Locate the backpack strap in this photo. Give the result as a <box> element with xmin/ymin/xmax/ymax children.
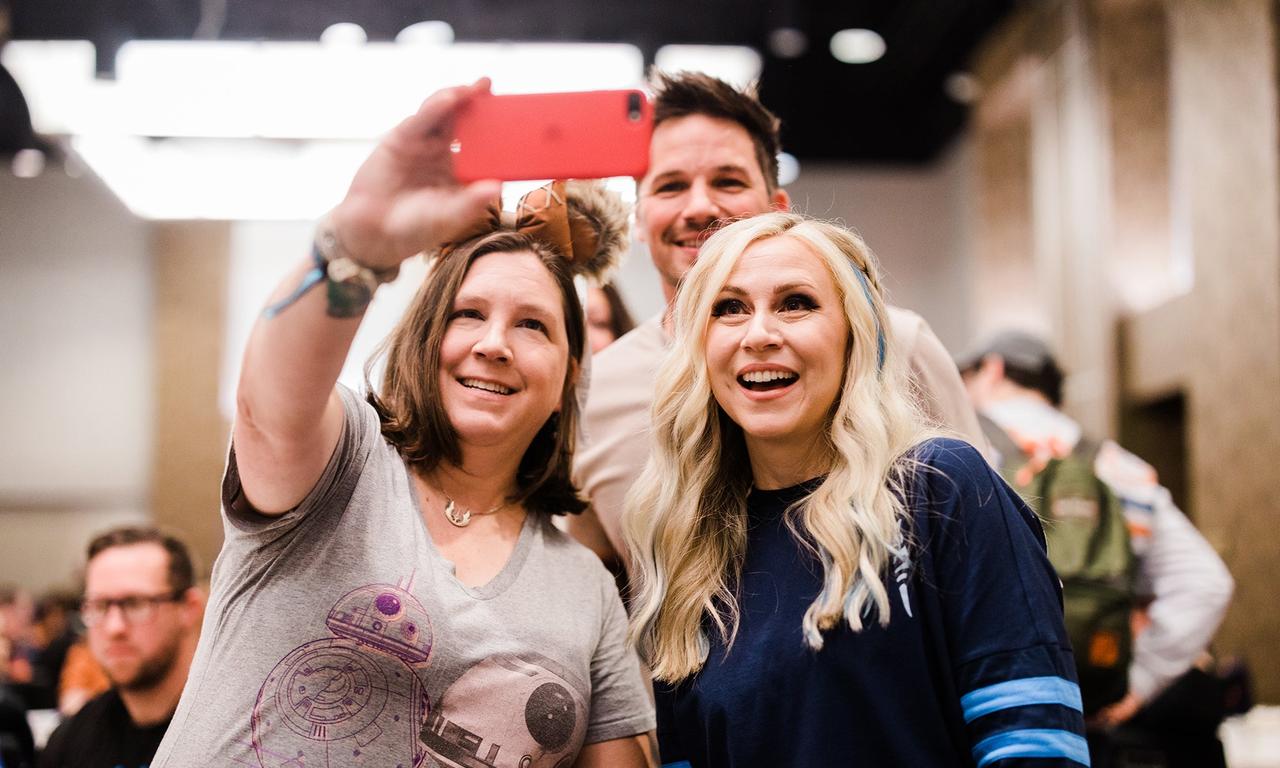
<box><xmin>1072</xmin><ymin>437</ymin><xmax>1102</xmax><ymax>468</ymax></box>
<box><xmin>977</xmin><ymin>413</ymin><xmax>1024</xmax><ymax>469</ymax></box>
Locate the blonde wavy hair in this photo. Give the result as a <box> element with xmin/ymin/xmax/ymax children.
<box><xmin>625</xmin><ymin>212</ymin><xmax>939</xmax><ymax>683</ymax></box>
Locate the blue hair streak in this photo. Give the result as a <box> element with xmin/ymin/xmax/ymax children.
<box><xmin>852</xmin><ymin>266</ymin><xmax>886</xmax><ymax>372</ymax></box>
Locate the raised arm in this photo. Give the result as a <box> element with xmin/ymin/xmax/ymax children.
<box><xmin>234</xmin><ymin>80</ymin><xmax>500</xmax><ymax>515</ymax></box>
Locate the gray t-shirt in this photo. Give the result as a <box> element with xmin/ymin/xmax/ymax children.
<box><xmin>153</xmin><ymin>386</ymin><xmax>653</xmax><ymax>768</ymax></box>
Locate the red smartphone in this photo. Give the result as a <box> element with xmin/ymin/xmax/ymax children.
<box><xmin>451</xmin><ymin>89</ymin><xmax>653</xmax><ymax>182</ymax></box>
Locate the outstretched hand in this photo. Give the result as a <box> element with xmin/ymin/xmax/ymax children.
<box><xmin>328</xmin><ymin>79</ymin><xmax>502</xmax><ymax>270</ymax></box>
<box><xmin>1089</xmin><ymin>692</ymin><xmax>1144</xmax><ymax>728</ymax></box>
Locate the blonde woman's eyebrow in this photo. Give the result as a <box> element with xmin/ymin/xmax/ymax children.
<box><xmin>772</xmin><ymin>281</ymin><xmax>818</xmax><ymax>295</ymax></box>
<box><xmin>717</xmin><ymin>280</ymin><xmax>817</xmax><ymax>297</ymax></box>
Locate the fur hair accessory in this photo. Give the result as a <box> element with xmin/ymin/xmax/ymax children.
<box><xmin>438</xmin><ymin>180</ymin><xmax>628</xmax><ymax>282</ymax></box>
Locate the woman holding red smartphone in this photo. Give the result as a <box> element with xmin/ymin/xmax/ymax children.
<box><xmin>149</xmin><ymin>80</ymin><xmax>655</xmax><ymax>768</ymax></box>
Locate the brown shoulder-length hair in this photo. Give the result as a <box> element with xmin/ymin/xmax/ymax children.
<box><xmin>367</xmin><ymin>230</ymin><xmax>588</xmax><ymax>516</ymax></box>
<box><xmin>598</xmin><ymin>281</ymin><xmax>636</xmax><ymax>342</ymax></box>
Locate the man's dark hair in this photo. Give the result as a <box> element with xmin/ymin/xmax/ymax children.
<box><xmin>1003</xmin><ymin>360</ymin><xmax>1064</xmax><ymax>407</ymax></box>
<box><xmin>86</xmin><ymin>526</ymin><xmax>196</xmax><ymax>595</ymax></box>
<box><xmin>958</xmin><ymin>331</ymin><xmax>1066</xmax><ymax>406</ymax></box>
<box><xmin>650</xmin><ymin>70</ymin><xmax>782</xmax><ymax>191</ymax></box>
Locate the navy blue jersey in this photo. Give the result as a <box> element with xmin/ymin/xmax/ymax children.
<box><xmin>656</xmin><ymin>438</ymin><xmax>1089</xmax><ymax>768</ymax></box>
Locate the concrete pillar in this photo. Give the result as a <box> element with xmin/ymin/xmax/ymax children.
<box><xmin>151</xmin><ymin>221</ymin><xmax>232</xmax><ymax>580</ymax></box>
<box><xmin>972</xmin><ymin>112</ymin><xmax>1039</xmax><ymax>337</ymax></box>
<box><xmin>1167</xmin><ymin>0</ymin><xmax>1280</xmax><ymax>701</ymax></box>
<box><xmin>1096</xmin><ymin>0</ymin><xmax>1180</xmax><ymax>314</ymax></box>
<box><xmin>1037</xmin><ymin>4</ymin><xmax>1117</xmax><ymax>439</ymax></box>
<box><xmin>970</xmin><ymin>2</ymin><xmax>1118</xmax><ymax>438</ymax></box>
<box><xmin>970</xmin><ymin>16</ymin><xmax>1045</xmax><ymax>341</ymax></box>
<box><xmin>972</xmin><ymin>0</ymin><xmax>1280</xmax><ymax>701</ymax></box>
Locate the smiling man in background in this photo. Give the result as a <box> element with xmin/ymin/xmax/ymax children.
<box><xmin>570</xmin><ymin>71</ymin><xmax>990</xmax><ymax>576</ymax></box>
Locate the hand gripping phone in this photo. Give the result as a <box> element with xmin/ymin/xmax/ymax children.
<box><xmin>452</xmin><ymin>89</ymin><xmax>653</xmax><ymax>182</ymax></box>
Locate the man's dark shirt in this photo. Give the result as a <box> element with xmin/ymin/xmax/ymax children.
<box><xmin>1</xmin><ymin>685</ymin><xmax>36</xmax><ymax>768</ymax></box>
<box><xmin>39</xmin><ymin>689</ymin><xmax>170</xmax><ymax>768</ymax></box>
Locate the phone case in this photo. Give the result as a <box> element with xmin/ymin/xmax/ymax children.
<box><xmin>452</xmin><ymin>90</ymin><xmax>653</xmax><ymax>182</ymax></box>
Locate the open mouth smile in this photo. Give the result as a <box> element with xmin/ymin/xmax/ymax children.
<box><xmin>459</xmin><ymin>378</ymin><xmax>515</xmax><ymax>395</ymax></box>
<box><xmin>738</xmin><ymin>369</ymin><xmax>799</xmax><ymax>391</ymax></box>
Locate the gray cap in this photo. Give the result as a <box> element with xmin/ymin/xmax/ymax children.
<box><xmin>956</xmin><ymin>330</ymin><xmax>1065</xmax><ymax>403</ymax></box>
<box><xmin>957</xmin><ymin>330</ymin><xmax>1056</xmax><ymax>372</ymax></box>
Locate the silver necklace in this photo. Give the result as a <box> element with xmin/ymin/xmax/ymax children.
<box><xmin>441</xmin><ymin>497</ymin><xmax>506</xmax><ymax>527</ymax></box>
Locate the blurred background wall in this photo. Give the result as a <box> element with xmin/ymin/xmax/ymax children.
<box><xmin>965</xmin><ymin>0</ymin><xmax>1280</xmax><ymax>702</ymax></box>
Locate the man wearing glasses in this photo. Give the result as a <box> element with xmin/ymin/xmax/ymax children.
<box><xmin>39</xmin><ymin>527</ymin><xmax>203</xmax><ymax>768</ymax></box>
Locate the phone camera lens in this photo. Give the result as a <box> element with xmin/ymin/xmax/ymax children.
<box><xmin>627</xmin><ymin>92</ymin><xmax>642</xmax><ymax>122</ymax></box>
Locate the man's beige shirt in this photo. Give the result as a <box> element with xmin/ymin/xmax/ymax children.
<box><xmin>573</xmin><ymin>306</ymin><xmax>992</xmax><ymax>572</ymax></box>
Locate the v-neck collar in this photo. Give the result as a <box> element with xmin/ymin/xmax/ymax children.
<box><xmin>402</xmin><ymin>460</ymin><xmax>539</xmax><ymax>600</ymax></box>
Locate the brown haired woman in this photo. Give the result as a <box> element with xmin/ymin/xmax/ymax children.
<box><xmin>586</xmin><ymin>282</ymin><xmax>637</xmax><ymax>353</ymax></box>
<box><xmin>150</xmin><ymin>80</ymin><xmax>655</xmax><ymax>768</ymax></box>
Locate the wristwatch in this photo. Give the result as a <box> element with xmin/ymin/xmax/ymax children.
<box><xmin>315</xmin><ymin>225</ymin><xmax>400</xmax><ymax>318</ymax></box>
<box><xmin>260</xmin><ymin>219</ymin><xmax>403</xmax><ymax>320</ymax></box>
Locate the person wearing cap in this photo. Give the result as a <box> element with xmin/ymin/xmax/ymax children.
<box><xmin>960</xmin><ymin>331</ymin><xmax>1234</xmax><ymax>738</ymax></box>
<box><xmin>147</xmin><ymin>81</ymin><xmax>654</xmax><ymax>768</ymax></box>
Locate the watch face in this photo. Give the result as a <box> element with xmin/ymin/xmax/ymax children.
<box><xmin>327</xmin><ymin>256</ymin><xmax>365</xmax><ymax>284</ymax></box>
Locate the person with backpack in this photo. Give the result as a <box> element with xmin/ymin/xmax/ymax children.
<box><xmin>960</xmin><ymin>330</ymin><xmax>1235</xmax><ymax>767</ymax></box>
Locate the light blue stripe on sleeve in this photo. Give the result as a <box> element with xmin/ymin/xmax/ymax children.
<box><xmin>961</xmin><ymin>676</ymin><xmax>1083</xmax><ymax>722</ymax></box>
<box><xmin>662</xmin><ymin>762</ymin><xmax>693</xmax><ymax>768</ymax></box>
<box><xmin>973</xmin><ymin>728</ymin><xmax>1091</xmax><ymax>767</ymax></box>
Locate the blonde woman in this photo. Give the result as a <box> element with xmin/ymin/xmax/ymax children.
<box><xmin>626</xmin><ymin>213</ymin><xmax>1090</xmax><ymax>768</ymax></box>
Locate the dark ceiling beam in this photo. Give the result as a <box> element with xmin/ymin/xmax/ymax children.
<box><xmin>6</xmin><ymin>0</ymin><xmax>1017</xmax><ymax>163</ymax></box>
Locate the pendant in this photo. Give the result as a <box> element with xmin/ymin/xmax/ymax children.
<box><xmin>443</xmin><ymin>499</ymin><xmax>472</xmax><ymax>527</ymax></box>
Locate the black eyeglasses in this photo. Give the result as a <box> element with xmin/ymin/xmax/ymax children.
<box><xmin>81</xmin><ymin>591</ymin><xmax>183</xmax><ymax>626</ymax></box>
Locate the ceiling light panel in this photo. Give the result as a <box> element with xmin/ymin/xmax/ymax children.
<box><xmin>829</xmin><ymin>28</ymin><xmax>886</xmax><ymax>64</ymax></box>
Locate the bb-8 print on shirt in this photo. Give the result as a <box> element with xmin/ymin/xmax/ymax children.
<box><xmin>252</xmin><ymin>580</ymin><xmax>433</xmax><ymax>767</ymax></box>
<box><xmin>420</xmin><ymin>652</ymin><xmax>588</xmax><ymax>768</ymax></box>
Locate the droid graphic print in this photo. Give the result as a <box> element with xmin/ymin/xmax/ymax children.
<box><xmin>421</xmin><ymin>653</ymin><xmax>589</xmax><ymax>768</ymax></box>
<box><xmin>252</xmin><ymin>580</ymin><xmax>434</xmax><ymax>767</ymax></box>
